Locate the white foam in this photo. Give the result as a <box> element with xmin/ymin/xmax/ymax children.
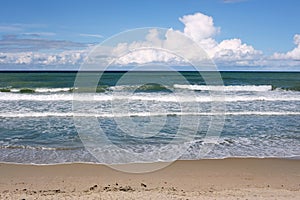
<box><xmin>1</xmin><ymin>111</ymin><xmax>300</xmax><ymax>118</ymax></box>
<box><xmin>7</xmin><ymin>87</ymin><xmax>72</xmax><ymax>93</ymax></box>
<box><xmin>174</xmin><ymin>84</ymin><xmax>273</xmax><ymax>91</ymax></box>
<box><xmin>1</xmin><ymin>92</ymin><xmax>299</xmax><ymax>102</ymax></box>
<box><xmin>0</xmin><ymin>93</ymin><xmax>74</xmax><ymax>101</ymax></box>
<box><xmin>35</xmin><ymin>88</ymin><xmax>72</xmax><ymax>93</ymax></box>
<box><xmin>6</xmin><ymin>85</ymin><xmax>274</xmax><ymax>93</ymax></box>
<box><xmin>10</xmin><ymin>89</ymin><xmax>20</xmax><ymax>92</ymax></box>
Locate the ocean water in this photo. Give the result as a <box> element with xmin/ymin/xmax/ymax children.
<box><xmin>0</xmin><ymin>71</ymin><xmax>299</xmax><ymax>164</ymax></box>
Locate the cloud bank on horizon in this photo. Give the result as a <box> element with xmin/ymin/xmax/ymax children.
<box><xmin>0</xmin><ymin>12</ymin><xmax>299</xmax><ymax>70</ymax></box>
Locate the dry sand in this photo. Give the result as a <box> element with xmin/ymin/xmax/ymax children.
<box><xmin>0</xmin><ymin>158</ymin><xmax>299</xmax><ymax>199</ymax></box>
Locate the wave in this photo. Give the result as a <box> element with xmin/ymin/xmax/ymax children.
<box><xmin>1</xmin><ymin>84</ymin><xmax>299</xmax><ymax>94</ymax></box>
<box><xmin>272</xmin><ymin>85</ymin><xmax>300</xmax><ymax>92</ymax></box>
<box><xmin>0</xmin><ymin>86</ymin><xmax>109</xmax><ymax>93</ymax></box>
<box><xmin>111</xmin><ymin>84</ymin><xmax>171</xmax><ymax>92</ymax></box>
<box><xmin>1</xmin><ymin>111</ymin><xmax>300</xmax><ymax>118</ymax></box>
<box><xmin>0</xmin><ymin>93</ymin><xmax>299</xmax><ymax>102</ymax></box>
<box><xmin>0</xmin><ymin>145</ymin><xmax>80</xmax><ymax>151</ymax></box>
<box><xmin>174</xmin><ymin>84</ymin><xmax>273</xmax><ymax>91</ymax></box>
<box><xmin>1</xmin><ymin>87</ymin><xmax>73</xmax><ymax>93</ymax></box>
<box><xmin>35</xmin><ymin>88</ymin><xmax>72</xmax><ymax>93</ymax></box>
<box><xmin>1</xmin><ymin>137</ymin><xmax>299</xmax><ymax>164</ymax></box>
<box><xmin>0</xmin><ymin>84</ymin><xmax>170</xmax><ymax>94</ymax></box>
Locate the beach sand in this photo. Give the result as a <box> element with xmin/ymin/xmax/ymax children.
<box><xmin>0</xmin><ymin>158</ymin><xmax>299</xmax><ymax>199</ymax></box>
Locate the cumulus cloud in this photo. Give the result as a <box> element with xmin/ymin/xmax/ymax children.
<box><xmin>116</xmin><ymin>49</ymin><xmax>182</xmax><ymax>66</ymax></box>
<box><xmin>294</xmin><ymin>34</ymin><xmax>300</xmax><ymax>45</ymax></box>
<box><xmin>212</xmin><ymin>38</ymin><xmax>262</xmax><ymax>62</ymax></box>
<box><xmin>0</xmin><ymin>12</ymin><xmax>263</xmax><ymax>67</ymax></box>
<box><xmin>179</xmin><ymin>13</ymin><xmax>220</xmax><ymax>42</ymax></box>
<box><xmin>0</xmin><ymin>13</ymin><xmax>298</xmax><ymax>69</ymax></box>
<box><xmin>177</xmin><ymin>13</ymin><xmax>262</xmax><ymax>65</ymax></box>
<box><xmin>97</xmin><ymin>28</ymin><xmax>210</xmax><ymax>67</ymax></box>
<box><xmin>97</xmin><ymin>12</ymin><xmax>262</xmax><ymax>67</ymax></box>
<box><xmin>272</xmin><ymin>34</ymin><xmax>300</xmax><ymax>60</ymax></box>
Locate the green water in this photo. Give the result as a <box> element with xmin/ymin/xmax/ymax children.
<box><xmin>0</xmin><ymin>71</ymin><xmax>299</xmax><ymax>91</ymax></box>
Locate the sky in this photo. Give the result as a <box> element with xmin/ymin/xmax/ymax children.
<box><xmin>0</xmin><ymin>0</ymin><xmax>299</xmax><ymax>71</ymax></box>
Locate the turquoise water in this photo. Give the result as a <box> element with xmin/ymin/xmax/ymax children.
<box><xmin>0</xmin><ymin>71</ymin><xmax>299</xmax><ymax>164</ymax></box>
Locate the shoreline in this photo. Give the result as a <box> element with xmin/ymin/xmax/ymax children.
<box><xmin>1</xmin><ymin>155</ymin><xmax>300</xmax><ymax>166</ymax></box>
<box><xmin>1</xmin><ymin>158</ymin><xmax>299</xmax><ymax>199</ymax></box>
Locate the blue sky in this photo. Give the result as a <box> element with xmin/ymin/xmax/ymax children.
<box><xmin>0</xmin><ymin>0</ymin><xmax>299</xmax><ymax>70</ymax></box>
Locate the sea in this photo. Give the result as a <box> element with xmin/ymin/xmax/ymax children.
<box><xmin>0</xmin><ymin>71</ymin><xmax>299</xmax><ymax>164</ymax></box>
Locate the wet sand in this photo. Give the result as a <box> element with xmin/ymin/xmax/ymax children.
<box><xmin>0</xmin><ymin>158</ymin><xmax>299</xmax><ymax>199</ymax></box>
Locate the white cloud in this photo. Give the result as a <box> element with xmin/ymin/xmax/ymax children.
<box><xmin>105</xmin><ymin>12</ymin><xmax>262</xmax><ymax>67</ymax></box>
<box><xmin>294</xmin><ymin>34</ymin><xmax>300</xmax><ymax>45</ymax></box>
<box><xmin>179</xmin><ymin>13</ymin><xmax>220</xmax><ymax>42</ymax></box>
<box><xmin>0</xmin><ymin>13</ymin><xmax>299</xmax><ymax>70</ymax></box>
<box><xmin>116</xmin><ymin>49</ymin><xmax>182</xmax><ymax>66</ymax></box>
<box><xmin>103</xmin><ymin>28</ymin><xmax>208</xmax><ymax>67</ymax></box>
<box><xmin>178</xmin><ymin>13</ymin><xmax>262</xmax><ymax>66</ymax></box>
<box><xmin>272</xmin><ymin>34</ymin><xmax>300</xmax><ymax>60</ymax></box>
<box><xmin>0</xmin><ymin>49</ymin><xmax>88</xmax><ymax>65</ymax></box>
<box><xmin>213</xmin><ymin>38</ymin><xmax>262</xmax><ymax>61</ymax></box>
<box><xmin>0</xmin><ymin>12</ymin><xmax>264</xmax><ymax>67</ymax></box>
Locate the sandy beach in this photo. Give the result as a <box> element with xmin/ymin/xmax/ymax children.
<box><xmin>0</xmin><ymin>158</ymin><xmax>299</xmax><ymax>199</ymax></box>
